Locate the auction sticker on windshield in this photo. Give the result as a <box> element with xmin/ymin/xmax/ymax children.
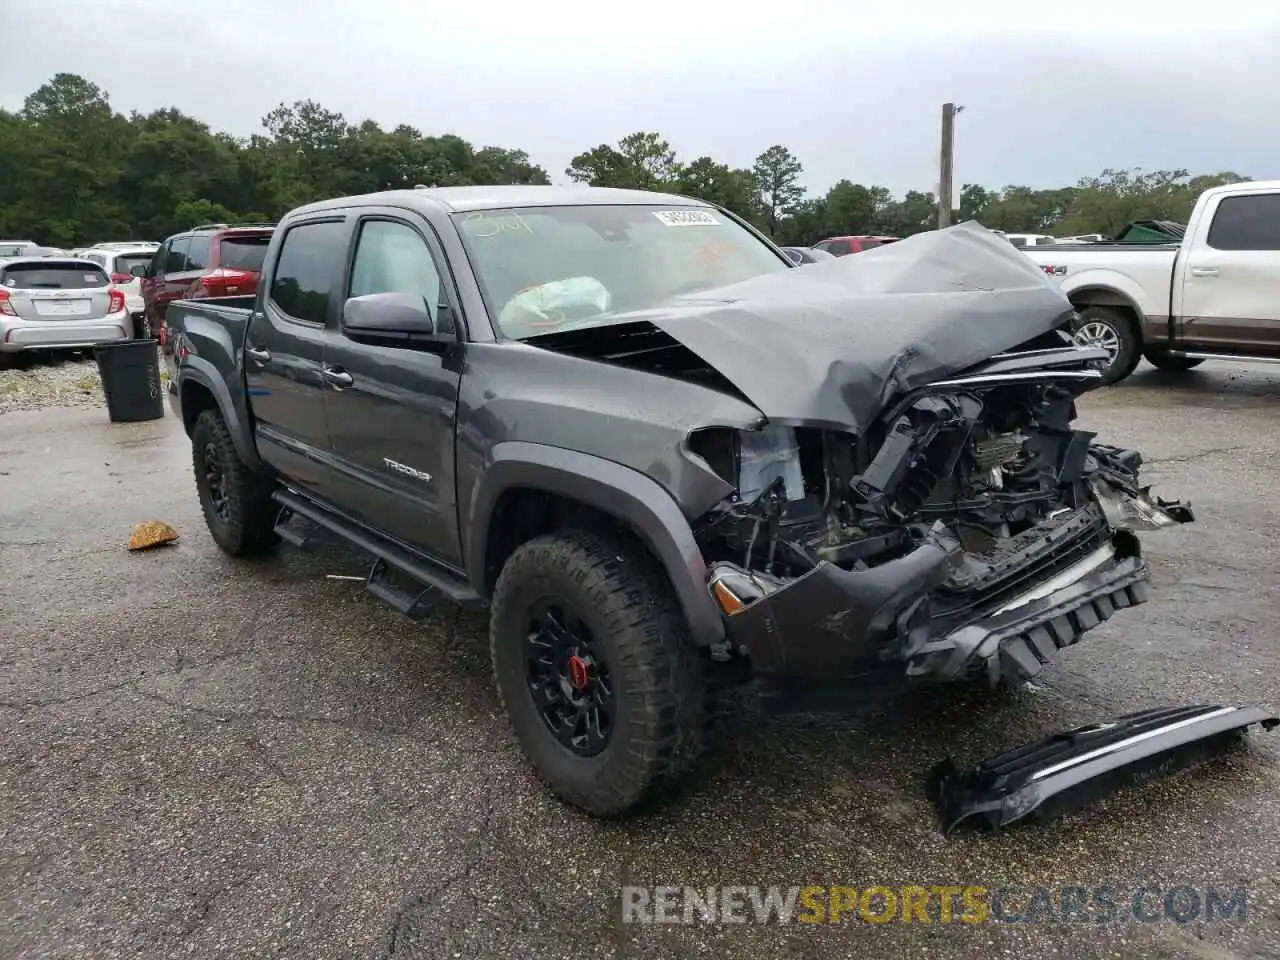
<box><xmin>653</xmin><ymin>210</ymin><xmax>720</xmax><ymax>226</ymax></box>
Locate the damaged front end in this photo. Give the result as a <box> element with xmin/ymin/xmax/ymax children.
<box><xmin>689</xmin><ymin>343</ymin><xmax>1194</xmax><ymax>690</ymax></box>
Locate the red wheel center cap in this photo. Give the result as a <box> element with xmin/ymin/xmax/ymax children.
<box><xmin>567</xmin><ymin>655</ymin><xmax>591</xmax><ymax>691</ymax></box>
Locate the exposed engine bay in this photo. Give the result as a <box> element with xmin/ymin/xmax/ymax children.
<box><xmin>689</xmin><ymin>357</ymin><xmax>1194</xmax><ymax>683</ymax></box>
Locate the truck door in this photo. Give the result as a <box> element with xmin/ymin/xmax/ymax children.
<box><xmin>1176</xmin><ymin>188</ymin><xmax>1280</xmax><ymax>356</ymax></box>
<box><xmin>244</xmin><ymin>216</ymin><xmax>350</xmax><ymax>492</ymax></box>
<box><xmin>320</xmin><ymin>213</ymin><xmax>464</xmax><ymax>565</ymax></box>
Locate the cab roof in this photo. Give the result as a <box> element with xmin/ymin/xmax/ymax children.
<box><xmin>291</xmin><ymin>185</ymin><xmax>714</xmax><ymax>217</ymax></box>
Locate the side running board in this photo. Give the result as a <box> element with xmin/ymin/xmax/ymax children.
<box><xmin>272</xmin><ymin>488</ymin><xmax>484</xmax><ymax>616</ymax></box>
<box><xmin>928</xmin><ymin>704</ymin><xmax>1278</xmax><ymax>834</ymax></box>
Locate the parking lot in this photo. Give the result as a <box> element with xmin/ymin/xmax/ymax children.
<box><xmin>2</xmin><ymin>358</ymin><xmax>1279</xmax><ymax>959</ymax></box>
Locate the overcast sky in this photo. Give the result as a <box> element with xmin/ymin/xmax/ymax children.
<box><xmin>4</xmin><ymin>0</ymin><xmax>1279</xmax><ymax>197</ymax></box>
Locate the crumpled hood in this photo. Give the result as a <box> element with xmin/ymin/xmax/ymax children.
<box><xmin>652</xmin><ymin>222</ymin><xmax>1075</xmax><ymax>432</ymax></box>
<box><xmin>530</xmin><ymin>222</ymin><xmax>1077</xmax><ymax>434</ymax></box>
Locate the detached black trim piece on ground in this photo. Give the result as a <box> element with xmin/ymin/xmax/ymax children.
<box><xmin>928</xmin><ymin>704</ymin><xmax>1279</xmax><ymax>835</ymax></box>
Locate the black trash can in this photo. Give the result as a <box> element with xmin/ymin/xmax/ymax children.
<box><xmin>93</xmin><ymin>339</ymin><xmax>165</xmax><ymax>423</ymax></box>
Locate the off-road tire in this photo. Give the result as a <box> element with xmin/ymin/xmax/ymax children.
<box><xmin>1143</xmin><ymin>348</ymin><xmax>1205</xmax><ymax>372</ymax></box>
<box><xmin>1071</xmin><ymin>306</ymin><xmax>1140</xmax><ymax>385</ymax></box>
<box><xmin>490</xmin><ymin>528</ymin><xmax>711</xmax><ymax>817</ymax></box>
<box><xmin>191</xmin><ymin>409</ymin><xmax>278</xmax><ymax>557</ymax></box>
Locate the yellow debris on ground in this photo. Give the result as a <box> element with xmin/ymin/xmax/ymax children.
<box><xmin>127</xmin><ymin>520</ymin><xmax>180</xmax><ymax>551</ymax></box>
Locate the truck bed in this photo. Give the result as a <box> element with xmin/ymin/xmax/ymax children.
<box><xmin>161</xmin><ymin>296</ymin><xmax>258</xmax><ymax>416</ymax></box>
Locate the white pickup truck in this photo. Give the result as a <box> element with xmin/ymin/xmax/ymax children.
<box><xmin>1022</xmin><ymin>180</ymin><xmax>1280</xmax><ymax>383</ymax></box>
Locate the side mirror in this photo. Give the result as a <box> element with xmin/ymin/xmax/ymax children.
<box><xmin>130</xmin><ymin>264</ymin><xmax>148</xmax><ymax>278</ymax></box>
<box><xmin>783</xmin><ymin>249</ymin><xmax>804</xmax><ymax>264</ymax></box>
<box><xmin>342</xmin><ymin>291</ymin><xmax>442</xmax><ymax>347</ymax></box>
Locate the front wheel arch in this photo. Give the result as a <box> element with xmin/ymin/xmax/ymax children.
<box><xmin>467</xmin><ymin>442</ymin><xmax>726</xmax><ymax>648</ymax></box>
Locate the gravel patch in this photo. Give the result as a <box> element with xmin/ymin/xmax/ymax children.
<box><xmin>0</xmin><ymin>353</ymin><xmax>105</xmax><ymax>414</ymax></box>
<box><xmin>0</xmin><ymin>349</ymin><xmax>170</xmax><ymax>415</ymax></box>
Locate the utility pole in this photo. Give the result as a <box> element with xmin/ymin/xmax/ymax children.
<box><xmin>937</xmin><ymin>102</ymin><xmax>962</xmax><ymax>229</ymax></box>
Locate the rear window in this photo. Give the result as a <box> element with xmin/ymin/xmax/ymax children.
<box><xmin>0</xmin><ymin>244</ymin><xmax>30</xmax><ymax>257</ymax></box>
<box><xmin>1</xmin><ymin>263</ymin><xmax>109</xmax><ymax>289</ymax></box>
<box><xmin>220</xmin><ymin>235</ymin><xmax>271</xmax><ymax>272</ymax></box>
<box><xmin>114</xmin><ymin>253</ymin><xmax>152</xmax><ymax>275</ymax></box>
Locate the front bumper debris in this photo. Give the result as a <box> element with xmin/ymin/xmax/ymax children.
<box><xmin>928</xmin><ymin>705</ymin><xmax>1278</xmax><ymax>834</ymax></box>
<box><xmin>902</xmin><ymin>543</ymin><xmax>1150</xmax><ymax>685</ymax></box>
<box><xmin>708</xmin><ymin>478</ymin><xmax>1193</xmax><ymax>684</ymax></box>
<box><xmin>712</xmin><ymin>534</ymin><xmax>1150</xmax><ymax>684</ymax></box>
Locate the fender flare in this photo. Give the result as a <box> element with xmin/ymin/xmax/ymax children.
<box><xmin>465</xmin><ymin>441</ymin><xmax>726</xmax><ymax>647</ymax></box>
<box><xmin>177</xmin><ymin>359</ymin><xmax>262</xmax><ymax>470</ymax></box>
<box><xmin>1060</xmin><ymin>275</ymin><xmax>1148</xmax><ymax>321</ymax></box>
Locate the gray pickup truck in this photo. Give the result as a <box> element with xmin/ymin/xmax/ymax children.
<box><xmin>163</xmin><ymin>186</ymin><xmax>1192</xmax><ymax>816</ymax></box>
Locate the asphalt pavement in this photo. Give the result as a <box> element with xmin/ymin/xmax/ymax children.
<box><xmin>2</xmin><ymin>360</ymin><xmax>1279</xmax><ymax>959</ymax></box>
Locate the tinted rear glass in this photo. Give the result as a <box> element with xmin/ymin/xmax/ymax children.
<box><xmin>115</xmin><ymin>253</ymin><xmax>152</xmax><ymax>275</ymax></box>
<box><xmin>1</xmin><ymin>263</ymin><xmax>109</xmax><ymax>289</ymax></box>
<box><xmin>220</xmin><ymin>235</ymin><xmax>271</xmax><ymax>272</ymax></box>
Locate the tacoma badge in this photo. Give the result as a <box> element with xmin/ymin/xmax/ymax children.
<box><xmin>383</xmin><ymin>458</ymin><xmax>432</xmax><ymax>483</ymax></box>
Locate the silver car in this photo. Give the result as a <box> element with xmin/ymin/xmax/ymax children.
<box><xmin>0</xmin><ymin>257</ymin><xmax>131</xmax><ymax>367</ymax></box>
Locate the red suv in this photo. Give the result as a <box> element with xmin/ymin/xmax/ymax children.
<box><xmin>142</xmin><ymin>223</ymin><xmax>274</xmax><ymax>337</ymax></box>
<box><xmin>812</xmin><ymin>235</ymin><xmax>901</xmax><ymax>256</ymax></box>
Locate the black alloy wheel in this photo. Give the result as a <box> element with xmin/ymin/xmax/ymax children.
<box><xmin>201</xmin><ymin>439</ymin><xmax>231</xmax><ymax>524</ymax></box>
<box><xmin>524</xmin><ymin>599</ymin><xmax>615</xmax><ymax>757</ymax></box>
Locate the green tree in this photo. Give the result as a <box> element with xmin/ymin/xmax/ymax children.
<box><xmin>617</xmin><ymin>132</ymin><xmax>680</xmax><ymax>186</ymax></box>
<box><xmin>776</xmin><ymin>199</ymin><xmax>828</xmax><ymax>245</ymax></box>
<box><xmin>877</xmin><ymin>190</ymin><xmax>938</xmax><ymax>237</ymax></box>
<box><xmin>676</xmin><ymin>157</ymin><xmax>759</xmax><ymax>218</ymax></box>
<box><xmin>752</xmin><ymin>145</ymin><xmax>805</xmax><ymax>237</ymax></box>
<box><xmin>956</xmin><ymin>183</ymin><xmax>997</xmax><ymax>223</ymax></box>
<box><xmin>566</xmin><ymin>143</ymin><xmax>638</xmax><ymax>187</ymax></box>
<box><xmin>566</xmin><ymin>132</ymin><xmax>680</xmax><ymax>190</ymax></box>
<box><xmin>472</xmin><ymin>147</ymin><xmax>550</xmax><ymax>185</ymax></box>
<box><xmin>14</xmin><ymin>73</ymin><xmax>130</xmax><ymax>244</ymax></box>
<box><xmin>823</xmin><ymin>180</ymin><xmax>891</xmax><ymax>236</ymax></box>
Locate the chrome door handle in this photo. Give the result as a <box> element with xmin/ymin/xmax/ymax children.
<box><xmin>323</xmin><ymin>366</ymin><xmax>354</xmax><ymax>388</ymax></box>
<box><xmin>1189</xmin><ymin>266</ymin><xmax>1219</xmax><ymax>278</ymax></box>
<box><xmin>245</xmin><ymin>345</ymin><xmax>271</xmax><ymax>363</ymax></box>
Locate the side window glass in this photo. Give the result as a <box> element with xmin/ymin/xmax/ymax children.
<box><xmin>827</xmin><ymin>240</ymin><xmax>852</xmax><ymax>256</ymax></box>
<box><xmin>1206</xmin><ymin>195</ymin><xmax>1280</xmax><ymax>251</ymax></box>
<box><xmin>269</xmin><ymin>220</ymin><xmax>349</xmax><ymax>325</ymax></box>
<box><xmin>186</xmin><ymin>235</ymin><xmax>212</xmax><ymax>271</ymax></box>
<box><xmin>349</xmin><ymin>220</ymin><xmax>450</xmax><ymax>333</ymax></box>
<box><xmin>164</xmin><ymin>238</ymin><xmax>190</xmax><ymax>275</ymax></box>
<box><xmin>148</xmin><ymin>244</ymin><xmax>167</xmax><ymax>278</ymax></box>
